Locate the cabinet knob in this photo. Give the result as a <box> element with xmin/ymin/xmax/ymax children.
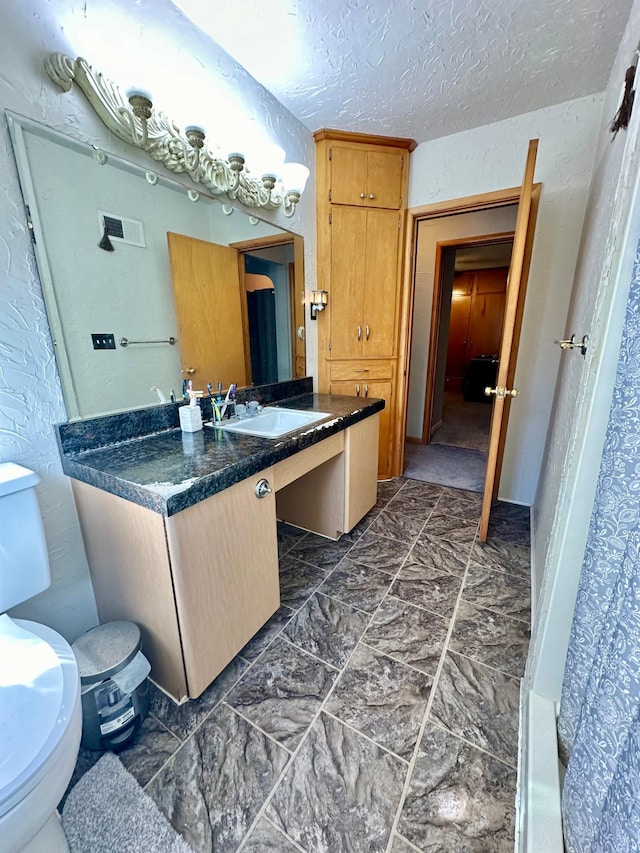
<box><xmin>186</xmin><ymin>367</ymin><xmax>196</xmax><ymax>375</ymax></box>
<box><xmin>369</xmin><ymin>194</ymin><xmax>375</xmax><ymax>200</ymax></box>
<box><xmin>360</xmin><ymin>192</ymin><xmax>366</xmax><ymax>199</ymax></box>
<box><xmin>255</xmin><ymin>478</ymin><xmax>272</xmax><ymax>499</ymax></box>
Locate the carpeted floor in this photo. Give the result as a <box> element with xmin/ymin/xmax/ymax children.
<box><xmin>403</xmin><ymin>442</ymin><xmax>487</xmax><ymax>492</ymax></box>
<box><xmin>431</xmin><ymin>391</ymin><xmax>491</xmax><ymax>452</ymax></box>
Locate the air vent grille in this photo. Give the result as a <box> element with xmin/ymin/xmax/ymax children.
<box><xmin>98</xmin><ymin>211</ymin><xmax>146</xmax><ymax>248</ymax></box>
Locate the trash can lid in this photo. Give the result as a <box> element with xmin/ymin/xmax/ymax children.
<box><xmin>72</xmin><ymin>621</ymin><xmax>142</xmax><ymax>685</ymax></box>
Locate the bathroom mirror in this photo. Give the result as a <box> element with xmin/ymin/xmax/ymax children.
<box><xmin>7</xmin><ymin>112</ymin><xmax>306</xmax><ymax>420</ymax></box>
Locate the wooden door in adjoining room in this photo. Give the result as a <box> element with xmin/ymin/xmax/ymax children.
<box><xmin>167</xmin><ymin>232</ymin><xmax>248</xmax><ymax>391</ymax></box>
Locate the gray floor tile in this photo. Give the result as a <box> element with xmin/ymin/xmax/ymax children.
<box><xmin>277</xmin><ymin>521</ymin><xmax>308</xmax><ymax>557</ymax></box>
<box><xmin>440</xmin><ymin>487</ymin><xmax>484</xmax><ymax>507</ymax></box>
<box><xmin>399</xmin><ymin>480</ymin><xmax>443</xmax><ymax>501</ymax></box>
<box><xmin>390</xmin><ymin>834</ymin><xmax>417</xmax><ymax>852</ymax></box>
<box><xmin>319</xmin><ymin>559</ymin><xmax>392</xmax><ymax>612</ymax></box>
<box><xmin>449</xmin><ymin>601</ymin><xmax>530</xmax><ymax>678</ymax></box>
<box><xmin>488</xmin><ymin>516</ymin><xmax>531</xmax><ymax>547</ymax></box>
<box><xmin>430</xmin><ymin>652</ymin><xmax>520</xmax><ymax>766</ymax></box>
<box><xmin>119</xmin><ymin>715</ymin><xmax>181</xmax><ymax>788</ymax></box>
<box><xmin>409</xmin><ymin>531</ymin><xmax>472</xmax><ymax>576</ymax></box>
<box><xmin>242</xmin><ymin>818</ymin><xmax>300</xmax><ymax>852</ymax></box>
<box><xmin>226</xmin><ymin>638</ymin><xmax>337</xmax><ymax>750</ymax></box>
<box><xmin>429</xmin><ymin>496</ymin><xmax>482</xmax><ymax>522</ymax></box>
<box><xmin>368</xmin><ymin>507</ymin><xmax>427</xmax><ymax>542</ymax></box>
<box><xmin>348</xmin><ymin>531</ymin><xmax>412</xmax><ymax>575</ymax></box>
<box><xmin>491</xmin><ymin>501</ymin><xmax>530</xmax><ymax>526</ymax></box>
<box><xmin>284</xmin><ymin>592</ymin><xmax>371</xmax><ymax>668</ymax></box>
<box><xmin>288</xmin><ymin>533</ymin><xmax>354</xmax><ymax>570</ymax></box>
<box><xmin>267</xmin><ymin>712</ymin><xmax>406</xmax><ymax>853</ymax></box>
<box><xmin>398</xmin><ymin>724</ymin><xmax>516</xmax><ymax>851</ymax></box>
<box><xmin>148</xmin><ymin>656</ymin><xmax>248</xmax><ymax>741</ymax></box>
<box><xmin>363</xmin><ymin>597</ymin><xmax>448</xmax><ymax>676</ymax></box>
<box><xmin>390</xmin><ymin>561</ymin><xmax>462</xmax><ymax>617</ymax></box>
<box><xmin>147</xmin><ymin>704</ymin><xmax>289</xmax><ymax>853</ymax></box>
<box><xmin>377</xmin><ymin>478</ymin><xmax>406</xmax><ymax>502</ymax></box>
<box><xmin>239</xmin><ymin>605</ymin><xmax>295</xmax><ymax>662</ymax></box>
<box><xmin>386</xmin><ymin>492</ymin><xmax>439</xmax><ymax>516</ymax></box>
<box><xmin>469</xmin><ymin>538</ymin><xmax>531</xmax><ymax>577</ymax></box>
<box><xmin>462</xmin><ymin>563</ymin><xmax>531</xmax><ymax>623</ymax></box>
<box><xmin>423</xmin><ymin>513</ymin><xmax>479</xmax><ymax>542</ymax></box>
<box><xmin>326</xmin><ymin>644</ymin><xmax>431</xmax><ymax>760</ymax></box>
<box><xmin>279</xmin><ymin>555</ymin><xmax>329</xmax><ymax>609</ymax></box>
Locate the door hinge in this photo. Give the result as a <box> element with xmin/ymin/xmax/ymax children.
<box><xmin>329</xmin><ymin>189</ymin><xmax>332</xmax><ymax>202</ymax></box>
<box><xmin>25</xmin><ymin>204</ymin><xmax>36</xmax><ymax>244</ymax></box>
<box><xmin>398</xmin><ymin>217</ymin><xmax>401</xmax><ymax>229</ymax></box>
<box><xmin>329</xmin><ymin>212</ymin><xmax>332</xmax><ymax>225</ymax></box>
<box><xmin>328</xmin><ymin>341</ymin><xmax>332</xmax><ymax>351</ymax></box>
<box><xmin>329</xmin><ymin>148</ymin><xmax>332</xmax><ymax>161</ymax></box>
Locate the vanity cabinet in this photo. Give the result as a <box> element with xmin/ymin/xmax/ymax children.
<box><xmin>329</xmin><ymin>372</ymin><xmax>393</xmax><ymax>478</ymax></box>
<box><xmin>71</xmin><ymin>415</ymin><xmax>379</xmax><ymax>702</ymax></box>
<box><xmin>314</xmin><ymin>129</ymin><xmax>415</xmax><ymax>479</ymax></box>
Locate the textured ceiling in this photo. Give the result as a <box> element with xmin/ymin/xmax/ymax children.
<box><xmin>172</xmin><ymin>0</ymin><xmax>633</xmax><ymax>143</ymax></box>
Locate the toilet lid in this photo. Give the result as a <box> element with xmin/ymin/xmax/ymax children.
<box><xmin>0</xmin><ymin>618</ymin><xmax>65</xmax><ymax>797</ymax></box>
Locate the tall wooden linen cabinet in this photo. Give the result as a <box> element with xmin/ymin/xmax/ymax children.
<box><xmin>314</xmin><ymin>129</ymin><xmax>416</xmax><ymax>479</ymax></box>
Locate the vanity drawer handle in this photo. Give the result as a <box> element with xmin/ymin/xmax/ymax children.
<box><xmin>357</xmin><ymin>325</ymin><xmax>362</xmax><ymax>341</ymax></box>
<box><xmin>356</xmin><ymin>385</ymin><xmax>361</xmax><ymax>396</ymax></box>
<box><xmin>355</xmin><ymin>369</ymin><xmax>369</xmax><ymax>373</ymax></box>
<box><xmin>255</xmin><ymin>478</ymin><xmax>272</xmax><ymax>499</ymax></box>
<box><xmin>364</xmin><ymin>385</ymin><xmax>369</xmax><ymax>397</ymax></box>
<box><xmin>365</xmin><ymin>324</ymin><xmax>370</xmax><ymax>340</ymax></box>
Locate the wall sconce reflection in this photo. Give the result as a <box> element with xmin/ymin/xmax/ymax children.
<box><xmin>310</xmin><ymin>290</ymin><xmax>328</xmax><ymax>320</ymax></box>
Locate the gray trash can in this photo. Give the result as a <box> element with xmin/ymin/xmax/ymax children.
<box><xmin>72</xmin><ymin>620</ymin><xmax>150</xmax><ymax>751</ymax></box>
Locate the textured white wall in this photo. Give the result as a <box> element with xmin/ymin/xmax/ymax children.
<box><xmin>406</xmin><ymin>206</ymin><xmax>518</xmax><ymax>439</ymax></box>
<box><xmin>0</xmin><ymin>0</ymin><xmax>316</xmax><ymax>641</ymax></box>
<box><xmin>408</xmin><ymin>94</ymin><xmax>603</xmax><ymax>504</ymax></box>
<box><xmin>528</xmin><ymin>0</ymin><xmax>640</xmax><ymax>700</ymax></box>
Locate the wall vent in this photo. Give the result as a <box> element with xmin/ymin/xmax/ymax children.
<box><xmin>98</xmin><ymin>211</ymin><xmax>146</xmax><ymax>248</ymax></box>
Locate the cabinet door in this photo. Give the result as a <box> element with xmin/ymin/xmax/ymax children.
<box><xmin>330</xmin><ymin>146</ymin><xmax>368</xmax><ymax>206</ymax></box>
<box><xmin>165</xmin><ymin>469</ymin><xmax>279</xmax><ymax>698</ymax></box>
<box><xmin>330</xmin><ymin>379</ymin><xmax>393</xmax><ymax>478</ymax></box>
<box><xmin>365</xmin><ymin>150</ymin><xmax>404</xmax><ymax>209</ymax></box>
<box><xmin>330</xmin><ymin>206</ymin><xmax>366</xmax><ymax>358</ymax></box>
<box><xmin>363</xmin><ymin>209</ymin><xmax>401</xmax><ymax>357</ymax></box>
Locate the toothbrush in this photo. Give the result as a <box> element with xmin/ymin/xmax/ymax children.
<box><xmin>220</xmin><ymin>383</ymin><xmax>236</xmax><ymax>419</ymax></box>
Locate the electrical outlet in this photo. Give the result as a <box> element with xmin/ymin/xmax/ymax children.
<box><xmin>91</xmin><ymin>333</ymin><xmax>116</xmax><ymax>350</ymax></box>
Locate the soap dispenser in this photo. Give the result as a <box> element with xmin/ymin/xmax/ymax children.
<box><xmin>179</xmin><ymin>382</ymin><xmax>203</xmax><ymax>432</ymax></box>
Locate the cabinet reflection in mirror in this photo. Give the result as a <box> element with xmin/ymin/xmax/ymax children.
<box><xmin>7</xmin><ymin>112</ymin><xmax>306</xmax><ymax>420</ymax></box>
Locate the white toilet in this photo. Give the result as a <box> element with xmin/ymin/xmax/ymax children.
<box><xmin>0</xmin><ymin>462</ymin><xmax>81</xmax><ymax>853</ymax></box>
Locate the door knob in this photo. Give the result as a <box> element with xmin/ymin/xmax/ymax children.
<box><xmin>485</xmin><ymin>386</ymin><xmax>519</xmax><ymax>399</ymax></box>
<box><xmin>554</xmin><ymin>334</ymin><xmax>588</xmax><ymax>356</ymax></box>
<box><xmin>255</xmin><ymin>479</ymin><xmax>272</xmax><ymax>499</ymax></box>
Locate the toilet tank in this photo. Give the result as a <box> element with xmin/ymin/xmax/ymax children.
<box><xmin>0</xmin><ymin>463</ymin><xmax>51</xmax><ymax>612</ymax></box>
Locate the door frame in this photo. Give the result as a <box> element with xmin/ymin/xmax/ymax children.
<box><xmin>230</xmin><ymin>233</ymin><xmax>305</xmax><ymax>382</ymax></box>
<box><xmin>395</xmin><ymin>184</ymin><xmax>541</xmax><ymax>478</ymax></box>
<box><xmin>421</xmin><ymin>231</ymin><xmax>516</xmax><ymax>445</ymax></box>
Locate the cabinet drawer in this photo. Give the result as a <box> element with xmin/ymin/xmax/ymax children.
<box><xmin>330</xmin><ymin>360</ymin><xmax>393</xmax><ymax>381</ymax></box>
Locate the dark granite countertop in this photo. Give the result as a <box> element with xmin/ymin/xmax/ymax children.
<box><xmin>57</xmin><ymin>393</ymin><xmax>384</xmax><ymax>516</ymax></box>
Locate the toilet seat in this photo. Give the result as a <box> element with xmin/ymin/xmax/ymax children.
<box><xmin>0</xmin><ymin>616</ymin><xmax>80</xmax><ymax>818</ymax></box>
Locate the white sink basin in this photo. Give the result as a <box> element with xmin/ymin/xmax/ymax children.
<box><xmin>214</xmin><ymin>407</ymin><xmax>332</xmax><ymax>439</ymax></box>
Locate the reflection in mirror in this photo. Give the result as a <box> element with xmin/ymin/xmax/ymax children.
<box><xmin>7</xmin><ymin>113</ymin><xmax>306</xmax><ymax>419</ymax></box>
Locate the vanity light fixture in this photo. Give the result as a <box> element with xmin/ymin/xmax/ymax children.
<box><xmin>310</xmin><ymin>290</ymin><xmax>328</xmax><ymax>320</ymax></box>
<box><xmin>44</xmin><ymin>53</ymin><xmax>308</xmax><ymax>218</ymax></box>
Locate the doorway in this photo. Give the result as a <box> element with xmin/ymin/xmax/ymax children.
<box><xmin>403</xmin><ymin>206</ymin><xmax>518</xmax><ymax>491</ymax></box>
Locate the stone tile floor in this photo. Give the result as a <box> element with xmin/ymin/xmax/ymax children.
<box><xmin>64</xmin><ymin>478</ymin><xmax>531</xmax><ymax>852</ymax></box>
